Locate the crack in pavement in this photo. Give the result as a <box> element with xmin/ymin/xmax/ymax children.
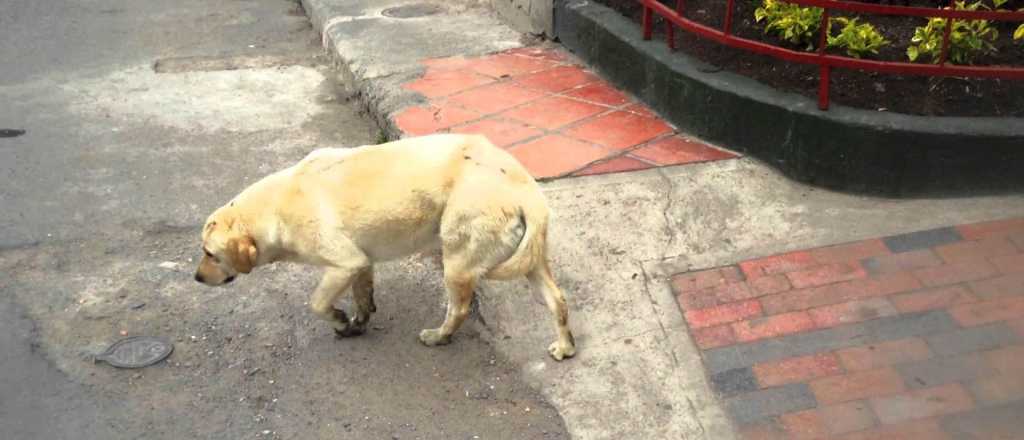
<box><xmin>536</xmin><ymin>132</ymin><xmax>678</xmax><ymax>182</ymax></box>
<box><xmin>654</xmin><ymin>166</ymin><xmax>678</xmax><ymax>262</ymax></box>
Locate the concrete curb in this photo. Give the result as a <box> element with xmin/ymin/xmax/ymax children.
<box><xmin>554</xmin><ymin>0</ymin><xmax>1024</xmax><ymax>196</ymax></box>
<box><xmin>300</xmin><ymin>0</ymin><xmax>525</xmax><ymax>141</ymax></box>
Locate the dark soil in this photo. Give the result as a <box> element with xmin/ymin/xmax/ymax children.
<box><xmin>594</xmin><ymin>0</ymin><xmax>1024</xmax><ymax>116</ymax></box>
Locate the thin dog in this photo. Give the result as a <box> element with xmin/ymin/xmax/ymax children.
<box><xmin>193</xmin><ymin>134</ymin><xmax>576</xmax><ymax>360</ymax></box>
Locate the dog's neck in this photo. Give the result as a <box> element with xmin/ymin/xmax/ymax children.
<box><xmin>228</xmin><ymin>177</ymin><xmax>290</xmax><ymax>268</ymax></box>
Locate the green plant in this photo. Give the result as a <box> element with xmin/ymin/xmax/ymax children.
<box><xmin>992</xmin><ymin>0</ymin><xmax>1024</xmax><ymax>41</ymax></box>
<box><xmin>755</xmin><ymin>0</ymin><xmax>824</xmax><ymax>50</ymax></box>
<box><xmin>906</xmin><ymin>1</ymin><xmax>999</xmax><ymax>64</ymax></box>
<box><xmin>827</xmin><ymin>17</ymin><xmax>890</xmax><ymax>58</ymax></box>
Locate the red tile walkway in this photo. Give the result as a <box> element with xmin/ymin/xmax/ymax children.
<box><xmin>672</xmin><ymin>217</ymin><xmax>1024</xmax><ymax>439</ymax></box>
<box><xmin>395</xmin><ymin>47</ymin><xmax>738</xmax><ymax>180</ymax></box>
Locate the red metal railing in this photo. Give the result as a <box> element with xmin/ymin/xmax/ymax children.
<box><xmin>639</xmin><ymin>0</ymin><xmax>1024</xmax><ymax>109</ymax></box>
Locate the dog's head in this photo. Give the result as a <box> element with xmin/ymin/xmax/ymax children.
<box><xmin>194</xmin><ymin>206</ymin><xmax>258</xmax><ymax>286</ymax></box>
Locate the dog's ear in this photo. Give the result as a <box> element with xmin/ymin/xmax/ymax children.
<box><xmin>229</xmin><ymin>235</ymin><xmax>258</xmax><ymax>274</ymax></box>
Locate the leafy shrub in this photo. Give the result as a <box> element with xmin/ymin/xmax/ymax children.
<box><xmin>755</xmin><ymin>0</ymin><xmax>824</xmax><ymax>50</ymax></box>
<box><xmin>906</xmin><ymin>1</ymin><xmax>999</xmax><ymax>64</ymax></box>
<box><xmin>827</xmin><ymin>17</ymin><xmax>890</xmax><ymax>58</ymax></box>
<box><xmin>993</xmin><ymin>0</ymin><xmax>1024</xmax><ymax>41</ymax></box>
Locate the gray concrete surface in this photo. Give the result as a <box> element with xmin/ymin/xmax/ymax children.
<box><xmin>6</xmin><ymin>0</ymin><xmax>1021</xmax><ymax>438</ymax></box>
<box><xmin>301</xmin><ymin>0</ymin><xmax>1024</xmax><ymax>437</ymax></box>
<box><xmin>475</xmin><ymin>160</ymin><xmax>1024</xmax><ymax>439</ymax></box>
<box><xmin>0</xmin><ymin>0</ymin><xmax>568</xmax><ymax>438</ymax></box>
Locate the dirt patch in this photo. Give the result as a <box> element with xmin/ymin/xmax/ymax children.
<box><xmin>594</xmin><ymin>0</ymin><xmax>1024</xmax><ymax>116</ymax></box>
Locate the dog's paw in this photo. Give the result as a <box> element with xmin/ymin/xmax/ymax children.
<box><xmin>334</xmin><ymin>324</ymin><xmax>366</xmax><ymax>338</ymax></box>
<box><xmin>548</xmin><ymin>341</ymin><xmax>576</xmax><ymax>361</ymax></box>
<box><xmin>418</xmin><ymin>329</ymin><xmax>451</xmax><ymax>346</ymax></box>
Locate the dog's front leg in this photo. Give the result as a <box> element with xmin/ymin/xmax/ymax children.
<box><xmin>348</xmin><ymin>266</ymin><xmax>376</xmax><ymax>335</ymax></box>
<box><xmin>309</xmin><ymin>267</ymin><xmax>363</xmax><ymax>337</ymax></box>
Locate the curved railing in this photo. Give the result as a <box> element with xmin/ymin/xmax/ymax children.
<box><xmin>639</xmin><ymin>0</ymin><xmax>1024</xmax><ymax>109</ymax></box>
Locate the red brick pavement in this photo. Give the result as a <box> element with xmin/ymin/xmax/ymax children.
<box><xmin>672</xmin><ymin>218</ymin><xmax>1024</xmax><ymax>439</ymax></box>
<box><xmin>395</xmin><ymin>47</ymin><xmax>738</xmax><ymax>180</ymax></box>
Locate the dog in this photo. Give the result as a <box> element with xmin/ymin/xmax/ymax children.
<box><xmin>193</xmin><ymin>133</ymin><xmax>576</xmax><ymax>360</ymax></box>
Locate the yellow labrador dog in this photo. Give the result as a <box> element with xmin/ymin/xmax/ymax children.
<box><xmin>193</xmin><ymin>134</ymin><xmax>576</xmax><ymax>360</ymax></box>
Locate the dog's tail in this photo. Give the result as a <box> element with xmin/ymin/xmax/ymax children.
<box><xmin>485</xmin><ymin>199</ymin><xmax>549</xmax><ymax>280</ymax></box>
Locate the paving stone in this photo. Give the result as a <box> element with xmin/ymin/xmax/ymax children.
<box><xmin>862</xmin><ymin>249</ymin><xmax>942</xmax><ymax>275</ymax></box>
<box><xmin>869</xmin><ymin>383</ymin><xmax>975</xmax><ymax>425</ymax></box>
<box><xmin>761</xmin><ymin>272</ymin><xmax>921</xmax><ymax>315</ymax></box>
<box><xmin>890</xmin><ymin>286</ymin><xmax>977</xmax><ymax>314</ymax></box>
<box><xmin>724</xmin><ymin>383</ymin><xmax>817</xmax><ymax>424</ymax></box>
<box><xmin>808</xmin><ymin>297</ymin><xmax>898</xmax><ymax>328</ymax></box>
<box><xmin>948</xmin><ymin>296</ymin><xmax>1024</xmax><ymax>327</ymax></box>
<box><xmin>992</xmin><ymin>253</ymin><xmax>1024</xmax><ymax>275</ymax></box>
<box><xmin>704</xmin><ymin>311</ymin><xmax>957</xmax><ymax>374</ymax></box>
<box><xmin>709</xmin><ymin>367</ymin><xmax>759</xmax><ymax>397</ymax></box>
<box><xmin>562</xmin><ymin>110</ymin><xmax>671</xmax><ymax>150</ymax></box>
<box><xmin>897</xmin><ymin>353</ymin><xmax>996</xmax><ymax>390</ymax></box>
<box><xmin>739</xmin><ymin>251</ymin><xmax>816</xmax><ymax>280</ymax></box>
<box><xmin>925</xmin><ymin>322</ymin><xmax>1021</xmax><ymax>357</ymax></box>
<box><xmin>731</xmin><ymin>311</ymin><xmax>816</xmax><ymax>343</ymax></box>
<box><xmin>749</xmin><ymin>274</ymin><xmax>791</xmax><ymax>296</ymax></box>
<box><xmin>934</xmin><ymin>237</ymin><xmax>1019</xmax><ymax>263</ymax></box>
<box><xmin>809</xmin><ymin>367</ymin><xmax>906</xmax><ymax>405</ymax></box>
<box><xmin>683</xmin><ymin>299</ymin><xmax>762</xmax><ymax>329</ymax></box>
<box><xmin>941</xmin><ymin>401</ymin><xmax>1024</xmax><ymax>440</ymax></box>
<box><xmin>691</xmin><ymin>324</ymin><xmax>736</xmax><ymax>349</ymax></box>
<box><xmin>957</xmin><ymin>218</ymin><xmax>1024</xmax><ymax>240</ymax></box>
<box><xmin>672</xmin><ymin>266</ymin><xmax>744</xmax><ymax>293</ymax></box>
<box><xmin>572</xmin><ymin>156</ymin><xmax>650</xmax><ymax>176</ymax></box>
<box><xmin>985</xmin><ymin>344</ymin><xmax>1024</xmax><ymax>376</ymax></box>
<box><xmin>507</xmin><ymin>134</ymin><xmax>613</xmax><ymax>179</ymax></box>
<box><xmin>778</xmin><ymin>409</ymin><xmax>828</xmax><ymax>440</ymax></box>
<box><xmin>753</xmin><ymin>353</ymin><xmax>842</xmax><ymax>388</ymax></box>
<box><xmin>969</xmin><ymin>372</ymin><xmax>1024</xmax><ymax>407</ymax></box>
<box><xmin>810</xmin><ymin>240</ymin><xmax>890</xmax><ymax>264</ymax></box>
<box><xmin>836</xmin><ymin>337</ymin><xmax>933</xmax><ymax>371</ymax></box>
<box><xmin>883</xmin><ymin>227</ymin><xmax>963</xmax><ymax>253</ymax></box>
<box><xmin>786</xmin><ymin>262</ymin><xmax>867</xmax><ymax>289</ymax></box>
<box><xmin>737</xmin><ymin>420</ymin><xmax>788</xmax><ymax>440</ymax></box>
<box><xmin>818</xmin><ymin>401</ymin><xmax>878</xmax><ymax>435</ymax></box>
<box><xmin>629</xmin><ymin>136</ymin><xmax>736</xmax><ymax>166</ymax></box>
<box><xmin>913</xmin><ymin>259</ymin><xmax>1000</xmax><ymax>287</ymax></box>
<box><xmin>836</xmin><ymin>418</ymin><xmax>950</xmax><ymax>440</ymax></box>
<box><xmin>968</xmin><ymin>273</ymin><xmax>1024</xmax><ymax>300</ymax></box>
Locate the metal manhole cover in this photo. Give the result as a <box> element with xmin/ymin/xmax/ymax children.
<box><xmin>94</xmin><ymin>336</ymin><xmax>174</xmax><ymax>368</ymax></box>
<box><xmin>0</xmin><ymin>129</ymin><xmax>26</xmax><ymax>138</ymax></box>
<box><xmin>381</xmin><ymin>3</ymin><xmax>444</xmax><ymax>18</ymax></box>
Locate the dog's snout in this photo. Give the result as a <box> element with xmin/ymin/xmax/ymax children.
<box><xmin>194</xmin><ymin>273</ymin><xmax>204</xmax><ymax>283</ymax></box>
<box><xmin>224</xmin><ymin>275</ymin><xmax>236</xmax><ymax>284</ymax></box>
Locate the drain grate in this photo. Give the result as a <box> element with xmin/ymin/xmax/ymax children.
<box><xmin>381</xmin><ymin>3</ymin><xmax>444</xmax><ymax>18</ymax></box>
<box><xmin>0</xmin><ymin>129</ymin><xmax>26</xmax><ymax>138</ymax></box>
<box><xmin>94</xmin><ymin>336</ymin><xmax>174</xmax><ymax>369</ymax></box>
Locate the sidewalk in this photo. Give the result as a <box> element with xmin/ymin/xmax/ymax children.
<box><xmin>301</xmin><ymin>0</ymin><xmax>1024</xmax><ymax>438</ymax></box>
<box><xmin>396</xmin><ymin>48</ymin><xmax>737</xmax><ymax>179</ymax></box>
<box><xmin>674</xmin><ymin>218</ymin><xmax>1024</xmax><ymax>439</ymax></box>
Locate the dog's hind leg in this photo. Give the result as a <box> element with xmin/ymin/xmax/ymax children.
<box><xmin>419</xmin><ymin>265</ymin><xmax>477</xmax><ymax>346</ymax></box>
<box><xmin>349</xmin><ymin>266</ymin><xmax>376</xmax><ymax>335</ymax></box>
<box><xmin>529</xmin><ymin>260</ymin><xmax>576</xmax><ymax>361</ymax></box>
<box><xmin>309</xmin><ymin>266</ymin><xmax>365</xmax><ymax>338</ymax></box>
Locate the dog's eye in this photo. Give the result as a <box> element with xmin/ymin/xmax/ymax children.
<box><xmin>203</xmin><ymin>249</ymin><xmax>214</xmax><ymax>258</ymax></box>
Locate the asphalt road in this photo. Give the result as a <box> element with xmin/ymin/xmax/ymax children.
<box><xmin>0</xmin><ymin>1</ymin><xmax>568</xmax><ymax>438</ymax></box>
